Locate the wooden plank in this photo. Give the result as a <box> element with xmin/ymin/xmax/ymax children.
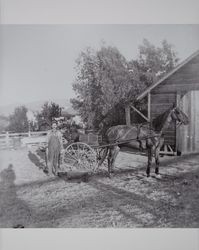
<box><xmin>162</xmin><ymin>131</ymin><xmax>176</xmax><ymax>135</ymax></box>
<box><xmin>153</xmin><ymin>83</ymin><xmax>199</xmax><ymax>93</ymax></box>
<box><xmin>172</xmin><ymin>63</ymin><xmax>199</xmax><ymax>73</ymax></box>
<box><xmin>159</xmin><ymin>150</ymin><xmax>177</xmax><ymax>156</ymax></box>
<box><xmin>164</xmin><ymin>135</ymin><xmax>176</xmax><ymax>140</ymax></box>
<box><xmin>162</xmin><ymin>76</ymin><xmax>199</xmax><ymax>86</ymax></box>
<box><xmin>151</xmin><ymin>94</ymin><xmax>176</xmax><ymax>104</ymax></box>
<box><xmin>0</xmin><ymin>131</ymin><xmax>48</xmax><ymax>138</ymax></box>
<box><xmin>166</xmin><ymin>63</ymin><xmax>199</xmax><ymax>79</ymax></box>
<box><xmin>151</xmin><ymin>103</ymin><xmax>172</xmax><ymax>108</ymax></box>
<box><xmin>136</xmin><ymin>50</ymin><xmax>199</xmax><ymax>101</ymax></box>
<box><xmin>190</xmin><ymin>55</ymin><xmax>199</xmax><ymax>64</ymax></box>
<box><xmin>151</xmin><ymin>105</ymin><xmax>173</xmax><ymax>111</ymax></box>
<box><xmin>130</xmin><ymin>105</ymin><xmax>150</xmax><ymax>122</ymax></box>
<box><xmin>190</xmin><ymin>91</ymin><xmax>195</xmax><ymax>152</ymax></box>
<box><xmin>176</xmin><ymin>93</ymin><xmax>181</xmax><ymax>152</ymax></box>
<box><xmin>151</xmin><ymin>103</ymin><xmax>175</xmax><ymax>107</ymax></box>
<box><xmin>147</xmin><ymin>92</ymin><xmax>151</xmax><ymax>120</ymax></box>
<box><xmin>125</xmin><ymin>105</ymin><xmax>131</xmax><ymax>126</ymax></box>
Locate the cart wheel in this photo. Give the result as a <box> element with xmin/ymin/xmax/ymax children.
<box><xmin>63</xmin><ymin>142</ymin><xmax>97</xmax><ymax>172</ymax></box>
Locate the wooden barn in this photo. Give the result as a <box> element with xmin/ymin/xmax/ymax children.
<box><xmin>125</xmin><ymin>50</ymin><xmax>199</xmax><ymax>155</ymax></box>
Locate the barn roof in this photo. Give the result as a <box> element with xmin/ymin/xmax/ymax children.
<box><xmin>136</xmin><ymin>49</ymin><xmax>199</xmax><ymax>101</ymax></box>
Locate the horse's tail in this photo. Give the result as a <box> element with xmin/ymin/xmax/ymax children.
<box><xmin>98</xmin><ymin>147</ymin><xmax>109</xmax><ymax>166</ymax></box>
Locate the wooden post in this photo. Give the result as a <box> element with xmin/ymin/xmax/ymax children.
<box><xmin>28</xmin><ymin>121</ymin><xmax>31</xmax><ymax>137</ymax></box>
<box><xmin>147</xmin><ymin>92</ymin><xmax>151</xmax><ymax>121</ymax></box>
<box><xmin>191</xmin><ymin>91</ymin><xmax>195</xmax><ymax>152</ymax></box>
<box><xmin>130</xmin><ymin>105</ymin><xmax>149</xmax><ymax>122</ymax></box>
<box><xmin>125</xmin><ymin>105</ymin><xmax>131</xmax><ymax>126</ymax></box>
<box><xmin>147</xmin><ymin>92</ymin><xmax>151</xmax><ymax>130</ymax></box>
<box><xmin>6</xmin><ymin>131</ymin><xmax>9</xmax><ymax>147</ymax></box>
<box><xmin>176</xmin><ymin>93</ymin><xmax>181</xmax><ymax>153</ymax></box>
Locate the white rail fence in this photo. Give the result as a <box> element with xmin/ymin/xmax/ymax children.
<box><xmin>0</xmin><ymin>131</ymin><xmax>48</xmax><ymax>150</ymax></box>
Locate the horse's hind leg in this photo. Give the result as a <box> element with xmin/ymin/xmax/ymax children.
<box><xmin>146</xmin><ymin>147</ymin><xmax>152</xmax><ymax>177</ymax></box>
<box><xmin>108</xmin><ymin>146</ymin><xmax>120</xmax><ymax>177</ymax></box>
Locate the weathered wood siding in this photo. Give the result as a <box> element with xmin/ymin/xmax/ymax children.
<box><xmin>153</xmin><ymin>54</ymin><xmax>199</xmax><ymax>94</ymax></box>
<box><xmin>150</xmin><ymin>92</ymin><xmax>176</xmax><ymax>147</ymax></box>
<box><xmin>177</xmin><ymin>91</ymin><xmax>199</xmax><ymax>153</ymax></box>
<box><xmin>150</xmin><ymin>53</ymin><xmax>199</xmax><ymax>152</ymax></box>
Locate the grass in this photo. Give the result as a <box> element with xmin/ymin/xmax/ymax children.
<box><xmin>0</xmin><ymin>148</ymin><xmax>199</xmax><ymax>228</ymax></box>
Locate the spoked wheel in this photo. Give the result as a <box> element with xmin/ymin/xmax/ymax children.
<box><xmin>63</xmin><ymin>142</ymin><xmax>97</xmax><ymax>172</ymax></box>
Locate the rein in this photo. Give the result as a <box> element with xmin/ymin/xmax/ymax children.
<box><xmin>93</xmin><ymin>134</ymin><xmax>162</xmax><ymax>149</ymax></box>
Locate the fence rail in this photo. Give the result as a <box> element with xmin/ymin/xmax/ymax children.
<box><xmin>0</xmin><ymin>131</ymin><xmax>48</xmax><ymax>150</ymax></box>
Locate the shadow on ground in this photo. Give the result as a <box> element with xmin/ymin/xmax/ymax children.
<box><xmin>0</xmin><ymin>164</ymin><xmax>33</xmax><ymax>228</ymax></box>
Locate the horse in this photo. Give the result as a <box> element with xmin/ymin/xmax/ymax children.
<box><xmin>99</xmin><ymin>106</ymin><xmax>189</xmax><ymax>178</ymax></box>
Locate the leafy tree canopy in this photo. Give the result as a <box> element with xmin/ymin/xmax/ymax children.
<box><xmin>130</xmin><ymin>39</ymin><xmax>179</xmax><ymax>88</ymax></box>
<box><xmin>0</xmin><ymin>115</ymin><xmax>9</xmax><ymax>132</ymax></box>
<box><xmin>8</xmin><ymin>106</ymin><xmax>29</xmax><ymax>132</ymax></box>
<box><xmin>71</xmin><ymin>40</ymin><xmax>179</xmax><ymax>129</ymax></box>
<box><xmin>71</xmin><ymin>46</ymin><xmax>140</xmax><ymax>128</ymax></box>
<box><xmin>36</xmin><ymin>102</ymin><xmax>61</xmax><ymax>130</ymax></box>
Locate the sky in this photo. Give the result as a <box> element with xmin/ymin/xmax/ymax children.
<box><xmin>0</xmin><ymin>24</ymin><xmax>199</xmax><ymax>107</ymax></box>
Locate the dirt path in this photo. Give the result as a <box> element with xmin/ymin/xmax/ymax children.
<box><xmin>0</xmin><ymin>148</ymin><xmax>199</xmax><ymax>227</ymax></box>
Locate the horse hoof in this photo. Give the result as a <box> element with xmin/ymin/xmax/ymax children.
<box><xmin>155</xmin><ymin>174</ymin><xmax>162</xmax><ymax>179</ymax></box>
<box><xmin>13</xmin><ymin>224</ymin><xmax>24</xmax><ymax>228</ymax></box>
<box><xmin>145</xmin><ymin>175</ymin><xmax>152</xmax><ymax>181</ymax></box>
<box><xmin>146</xmin><ymin>171</ymin><xmax>150</xmax><ymax>177</ymax></box>
<box><xmin>108</xmin><ymin>173</ymin><xmax>112</xmax><ymax>178</ymax></box>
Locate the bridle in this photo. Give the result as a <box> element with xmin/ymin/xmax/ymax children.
<box><xmin>171</xmin><ymin>107</ymin><xmax>186</xmax><ymax>128</ymax></box>
<box><xmin>176</xmin><ymin>121</ymin><xmax>183</xmax><ymax>128</ymax></box>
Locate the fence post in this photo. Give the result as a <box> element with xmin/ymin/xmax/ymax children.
<box><xmin>6</xmin><ymin>131</ymin><xmax>9</xmax><ymax>147</ymax></box>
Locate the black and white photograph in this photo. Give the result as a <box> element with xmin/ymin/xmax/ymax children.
<box><xmin>0</xmin><ymin>23</ymin><xmax>199</xmax><ymax>229</ymax></box>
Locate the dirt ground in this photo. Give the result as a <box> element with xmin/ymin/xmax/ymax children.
<box><xmin>0</xmin><ymin>146</ymin><xmax>199</xmax><ymax>228</ymax></box>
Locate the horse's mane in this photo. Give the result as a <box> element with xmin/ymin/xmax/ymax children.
<box><xmin>152</xmin><ymin>107</ymin><xmax>172</xmax><ymax>132</ymax></box>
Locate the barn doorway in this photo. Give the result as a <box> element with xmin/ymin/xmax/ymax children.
<box><xmin>177</xmin><ymin>90</ymin><xmax>199</xmax><ymax>154</ymax></box>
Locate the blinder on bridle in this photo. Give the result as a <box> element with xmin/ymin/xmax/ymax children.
<box><xmin>171</xmin><ymin>106</ymin><xmax>189</xmax><ymax>127</ymax></box>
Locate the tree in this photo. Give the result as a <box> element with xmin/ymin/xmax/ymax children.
<box><xmin>36</xmin><ymin>102</ymin><xmax>61</xmax><ymax>130</ymax></box>
<box><xmin>129</xmin><ymin>39</ymin><xmax>179</xmax><ymax>89</ymax></box>
<box><xmin>0</xmin><ymin>115</ymin><xmax>9</xmax><ymax>132</ymax></box>
<box><xmin>71</xmin><ymin>46</ymin><xmax>141</xmax><ymax>128</ymax></box>
<box><xmin>8</xmin><ymin>106</ymin><xmax>29</xmax><ymax>132</ymax></box>
<box><xmin>71</xmin><ymin>41</ymin><xmax>179</xmax><ymax>129</ymax></box>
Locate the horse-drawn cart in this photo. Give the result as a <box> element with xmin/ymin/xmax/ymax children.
<box><xmin>62</xmin><ymin>130</ymin><xmax>157</xmax><ymax>173</ymax></box>
<box><xmin>62</xmin><ymin>106</ymin><xmax>189</xmax><ymax>177</ymax></box>
<box><xmin>42</xmin><ymin>105</ymin><xmax>189</xmax><ymax>177</ymax></box>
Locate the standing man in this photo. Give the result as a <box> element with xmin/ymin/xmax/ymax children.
<box><xmin>46</xmin><ymin>121</ymin><xmax>63</xmax><ymax>176</ymax></box>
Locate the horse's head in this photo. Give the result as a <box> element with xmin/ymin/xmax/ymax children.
<box><xmin>152</xmin><ymin>105</ymin><xmax>189</xmax><ymax>133</ymax></box>
<box><xmin>170</xmin><ymin>106</ymin><xmax>189</xmax><ymax>126</ymax></box>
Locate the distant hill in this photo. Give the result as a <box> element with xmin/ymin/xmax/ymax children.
<box><xmin>0</xmin><ymin>99</ymin><xmax>77</xmax><ymax>116</ymax></box>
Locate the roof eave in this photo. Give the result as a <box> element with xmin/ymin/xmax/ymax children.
<box><xmin>136</xmin><ymin>49</ymin><xmax>199</xmax><ymax>101</ymax></box>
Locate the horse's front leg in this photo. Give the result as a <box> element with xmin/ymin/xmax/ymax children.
<box><xmin>155</xmin><ymin>137</ymin><xmax>164</xmax><ymax>177</ymax></box>
<box><xmin>155</xmin><ymin>147</ymin><xmax>160</xmax><ymax>175</ymax></box>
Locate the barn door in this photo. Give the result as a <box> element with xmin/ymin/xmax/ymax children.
<box><xmin>176</xmin><ymin>91</ymin><xmax>199</xmax><ymax>154</ymax></box>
